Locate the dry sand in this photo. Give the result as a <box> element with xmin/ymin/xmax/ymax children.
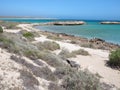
<box><xmin>3</xmin><ymin>23</ymin><xmax>120</xmax><ymax>88</ymax></box>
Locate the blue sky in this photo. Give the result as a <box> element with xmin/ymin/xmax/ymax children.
<box><xmin>0</xmin><ymin>0</ymin><xmax>120</xmax><ymax>20</ymax></box>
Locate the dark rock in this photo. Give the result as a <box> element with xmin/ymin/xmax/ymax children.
<box><xmin>66</xmin><ymin>59</ymin><xmax>80</xmax><ymax>69</ymax></box>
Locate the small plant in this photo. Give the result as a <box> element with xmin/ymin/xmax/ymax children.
<box><xmin>0</xmin><ymin>26</ymin><xmax>3</xmax><ymax>33</ymax></box>
<box><xmin>59</xmin><ymin>49</ymin><xmax>76</xmax><ymax>59</ymax></box>
<box><xmin>23</xmin><ymin>50</ymin><xmax>38</xmax><ymax>60</ymax></box>
<box><xmin>108</xmin><ymin>49</ymin><xmax>120</xmax><ymax>68</ymax></box>
<box><xmin>23</xmin><ymin>32</ymin><xmax>34</xmax><ymax>39</ymax></box>
<box><xmin>72</xmin><ymin>49</ymin><xmax>89</xmax><ymax>56</ymax></box>
<box><xmin>43</xmin><ymin>41</ymin><xmax>60</xmax><ymax>51</ymax></box>
<box><xmin>36</xmin><ymin>41</ymin><xmax>60</xmax><ymax>51</ymax></box>
<box><xmin>59</xmin><ymin>49</ymin><xmax>89</xmax><ymax>59</ymax></box>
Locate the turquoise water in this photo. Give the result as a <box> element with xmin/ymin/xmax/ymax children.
<box><xmin>0</xmin><ymin>18</ymin><xmax>120</xmax><ymax>44</ymax></box>
<box><xmin>35</xmin><ymin>21</ymin><xmax>120</xmax><ymax>45</ymax></box>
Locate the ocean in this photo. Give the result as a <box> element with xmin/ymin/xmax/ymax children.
<box><xmin>0</xmin><ymin>18</ymin><xmax>120</xmax><ymax>44</ymax></box>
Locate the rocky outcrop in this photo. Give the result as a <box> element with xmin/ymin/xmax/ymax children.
<box><xmin>46</xmin><ymin>21</ymin><xmax>85</xmax><ymax>25</ymax></box>
<box><xmin>101</xmin><ymin>21</ymin><xmax>120</xmax><ymax>24</ymax></box>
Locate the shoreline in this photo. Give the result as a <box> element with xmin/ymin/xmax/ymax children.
<box><xmin>1</xmin><ymin>22</ymin><xmax>120</xmax><ymax>89</ymax></box>
<box><xmin>31</xmin><ymin>24</ymin><xmax>120</xmax><ymax>50</ymax></box>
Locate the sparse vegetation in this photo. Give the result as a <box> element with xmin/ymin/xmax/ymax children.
<box><xmin>37</xmin><ymin>51</ymin><xmax>64</xmax><ymax>67</ymax></box>
<box><xmin>54</xmin><ymin>66</ymin><xmax>107</xmax><ymax>90</ymax></box>
<box><xmin>81</xmin><ymin>43</ymin><xmax>95</xmax><ymax>48</ymax></box>
<box><xmin>108</xmin><ymin>49</ymin><xmax>120</xmax><ymax>68</ymax></box>
<box><xmin>23</xmin><ymin>32</ymin><xmax>34</xmax><ymax>40</ymax></box>
<box><xmin>59</xmin><ymin>49</ymin><xmax>76</xmax><ymax>59</ymax></box>
<box><xmin>59</xmin><ymin>49</ymin><xmax>89</xmax><ymax>59</ymax></box>
<box><xmin>36</xmin><ymin>41</ymin><xmax>60</xmax><ymax>51</ymax></box>
<box><xmin>0</xmin><ymin>20</ymin><xmax>19</xmax><ymax>29</ymax></box>
<box><xmin>72</xmin><ymin>49</ymin><xmax>89</xmax><ymax>56</ymax></box>
<box><xmin>47</xmin><ymin>34</ymin><xmax>62</xmax><ymax>40</ymax></box>
<box><xmin>42</xmin><ymin>41</ymin><xmax>60</xmax><ymax>51</ymax></box>
<box><xmin>0</xmin><ymin>26</ymin><xmax>3</xmax><ymax>33</ymax></box>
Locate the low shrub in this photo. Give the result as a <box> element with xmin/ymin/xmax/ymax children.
<box><xmin>0</xmin><ymin>37</ymin><xmax>16</xmax><ymax>52</ymax></box>
<box><xmin>54</xmin><ymin>67</ymin><xmax>104</xmax><ymax>90</ymax></box>
<box><xmin>81</xmin><ymin>43</ymin><xmax>95</xmax><ymax>48</ymax></box>
<box><xmin>59</xmin><ymin>49</ymin><xmax>76</xmax><ymax>59</ymax></box>
<box><xmin>108</xmin><ymin>49</ymin><xmax>120</xmax><ymax>68</ymax></box>
<box><xmin>59</xmin><ymin>49</ymin><xmax>89</xmax><ymax>59</ymax></box>
<box><xmin>23</xmin><ymin>50</ymin><xmax>38</xmax><ymax>60</ymax></box>
<box><xmin>36</xmin><ymin>41</ymin><xmax>60</xmax><ymax>51</ymax></box>
<box><xmin>43</xmin><ymin>41</ymin><xmax>60</xmax><ymax>51</ymax></box>
<box><xmin>37</xmin><ymin>51</ymin><xmax>64</xmax><ymax>67</ymax></box>
<box><xmin>0</xmin><ymin>26</ymin><xmax>3</xmax><ymax>33</ymax></box>
<box><xmin>72</xmin><ymin>49</ymin><xmax>89</xmax><ymax>56</ymax></box>
<box><xmin>23</xmin><ymin>32</ymin><xmax>34</xmax><ymax>40</ymax></box>
<box><xmin>47</xmin><ymin>34</ymin><xmax>62</xmax><ymax>41</ymax></box>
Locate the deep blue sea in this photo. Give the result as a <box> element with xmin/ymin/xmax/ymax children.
<box><xmin>0</xmin><ymin>18</ymin><xmax>120</xmax><ymax>44</ymax></box>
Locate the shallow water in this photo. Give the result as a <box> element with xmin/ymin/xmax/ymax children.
<box><xmin>0</xmin><ymin>18</ymin><xmax>120</xmax><ymax>44</ymax></box>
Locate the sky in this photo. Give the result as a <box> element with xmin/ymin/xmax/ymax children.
<box><xmin>0</xmin><ymin>0</ymin><xmax>120</xmax><ymax>20</ymax></box>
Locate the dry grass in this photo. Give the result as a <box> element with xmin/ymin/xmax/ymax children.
<box><xmin>59</xmin><ymin>49</ymin><xmax>89</xmax><ymax>59</ymax></box>
<box><xmin>36</xmin><ymin>41</ymin><xmax>60</xmax><ymax>51</ymax></box>
<box><xmin>54</xmin><ymin>66</ymin><xmax>110</xmax><ymax>90</ymax></box>
<box><xmin>72</xmin><ymin>49</ymin><xmax>89</xmax><ymax>56</ymax></box>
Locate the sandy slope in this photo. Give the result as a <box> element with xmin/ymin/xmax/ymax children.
<box><xmin>33</xmin><ymin>34</ymin><xmax>120</xmax><ymax>88</ymax></box>
<box><xmin>4</xmin><ymin>23</ymin><xmax>120</xmax><ymax>88</ymax></box>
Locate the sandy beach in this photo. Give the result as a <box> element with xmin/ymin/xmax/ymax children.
<box><xmin>0</xmin><ymin>23</ymin><xmax>120</xmax><ymax>90</ymax></box>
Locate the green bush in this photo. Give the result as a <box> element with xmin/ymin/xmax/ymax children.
<box><xmin>72</xmin><ymin>49</ymin><xmax>89</xmax><ymax>56</ymax></box>
<box><xmin>54</xmin><ymin>67</ymin><xmax>105</xmax><ymax>90</ymax></box>
<box><xmin>23</xmin><ymin>32</ymin><xmax>34</xmax><ymax>39</ymax></box>
<box><xmin>108</xmin><ymin>49</ymin><xmax>120</xmax><ymax>68</ymax></box>
<box><xmin>59</xmin><ymin>49</ymin><xmax>76</xmax><ymax>59</ymax></box>
<box><xmin>43</xmin><ymin>41</ymin><xmax>60</xmax><ymax>51</ymax></box>
<box><xmin>59</xmin><ymin>49</ymin><xmax>89</xmax><ymax>59</ymax></box>
<box><xmin>36</xmin><ymin>41</ymin><xmax>60</xmax><ymax>51</ymax></box>
<box><xmin>0</xmin><ymin>26</ymin><xmax>3</xmax><ymax>33</ymax></box>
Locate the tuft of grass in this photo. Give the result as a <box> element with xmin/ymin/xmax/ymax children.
<box><xmin>37</xmin><ymin>51</ymin><xmax>64</xmax><ymax>67</ymax></box>
<box><xmin>23</xmin><ymin>32</ymin><xmax>34</xmax><ymax>40</ymax></box>
<box><xmin>107</xmin><ymin>49</ymin><xmax>120</xmax><ymax>68</ymax></box>
<box><xmin>72</xmin><ymin>49</ymin><xmax>89</xmax><ymax>56</ymax></box>
<box><xmin>59</xmin><ymin>49</ymin><xmax>89</xmax><ymax>59</ymax></box>
<box><xmin>54</xmin><ymin>66</ymin><xmax>106</xmax><ymax>90</ymax></box>
<box><xmin>0</xmin><ymin>21</ymin><xmax>19</xmax><ymax>29</ymax></box>
<box><xmin>23</xmin><ymin>50</ymin><xmax>38</xmax><ymax>60</ymax></box>
<box><xmin>47</xmin><ymin>35</ymin><xmax>62</xmax><ymax>41</ymax></box>
<box><xmin>43</xmin><ymin>41</ymin><xmax>60</xmax><ymax>51</ymax></box>
<box><xmin>0</xmin><ymin>26</ymin><xmax>3</xmax><ymax>33</ymax></box>
<box><xmin>36</xmin><ymin>41</ymin><xmax>60</xmax><ymax>51</ymax></box>
<box><xmin>23</xmin><ymin>32</ymin><xmax>34</xmax><ymax>37</ymax></box>
<box><xmin>59</xmin><ymin>49</ymin><xmax>76</xmax><ymax>59</ymax></box>
<box><xmin>81</xmin><ymin>43</ymin><xmax>95</xmax><ymax>48</ymax></box>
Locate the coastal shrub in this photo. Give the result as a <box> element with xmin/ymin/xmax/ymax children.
<box><xmin>43</xmin><ymin>41</ymin><xmax>60</xmax><ymax>51</ymax></box>
<box><xmin>59</xmin><ymin>49</ymin><xmax>89</xmax><ymax>59</ymax></box>
<box><xmin>47</xmin><ymin>34</ymin><xmax>62</xmax><ymax>40</ymax></box>
<box><xmin>72</xmin><ymin>49</ymin><xmax>89</xmax><ymax>56</ymax></box>
<box><xmin>0</xmin><ymin>37</ymin><xmax>15</xmax><ymax>50</ymax></box>
<box><xmin>23</xmin><ymin>32</ymin><xmax>34</xmax><ymax>40</ymax></box>
<box><xmin>36</xmin><ymin>41</ymin><xmax>60</xmax><ymax>51</ymax></box>
<box><xmin>23</xmin><ymin>50</ymin><xmax>38</xmax><ymax>60</ymax></box>
<box><xmin>37</xmin><ymin>51</ymin><xmax>64</xmax><ymax>67</ymax></box>
<box><xmin>0</xmin><ymin>26</ymin><xmax>3</xmax><ymax>33</ymax></box>
<box><xmin>59</xmin><ymin>49</ymin><xmax>76</xmax><ymax>59</ymax></box>
<box><xmin>54</xmin><ymin>66</ymin><xmax>105</xmax><ymax>90</ymax></box>
<box><xmin>81</xmin><ymin>43</ymin><xmax>95</xmax><ymax>48</ymax></box>
<box><xmin>0</xmin><ymin>21</ymin><xmax>19</xmax><ymax>29</ymax></box>
<box><xmin>108</xmin><ymin>49</ymin><xmax>120</xmax><ymax>68</ymax></box>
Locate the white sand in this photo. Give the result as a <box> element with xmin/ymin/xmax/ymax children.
<box><xmin>33</xmin><ymin>35</ymin><xmax>120</xmax><ymax>88</ymax></box>
<box><xmin>6</xmin><ymin>23</ymin><xmax>120</xmax><ymax>88</ymax></box>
